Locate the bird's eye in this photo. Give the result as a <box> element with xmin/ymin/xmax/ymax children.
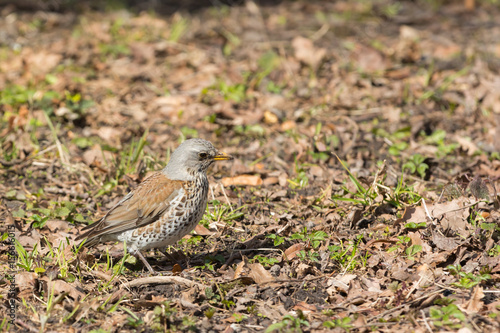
<box><xmin>198</xmin><ymin>152</ymin><xmax>208</xmax><ymax>160</ymax></box>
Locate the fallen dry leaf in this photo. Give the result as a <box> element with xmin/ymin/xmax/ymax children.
<box><xmin>292</xmin><ymin>36</ymin><xmax>326</xmax><ymax>70</ymax></box>
<box><xmin>221</xmin><ymin>175</ymin><xmax>263</xmax><ymax>186</ymax></box>
<box><xmin>461</xmin><ymin>286</ymin><xmax>485</xmax><ymax>313</ymax></box>
<box><xmin>247</xmin><ymin>262</ymin><xmax>274</xmax><ymax>284</ymax></box>
<box><xmin>283</xmin><ymin>243</ymin><xmax>304</xmax><ymax>261</ymax></box>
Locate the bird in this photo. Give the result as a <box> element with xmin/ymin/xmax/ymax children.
<box><xmin>76</xmin><ymin>138</ymin><xmax>233</xmax><ymax>273</ymax></box>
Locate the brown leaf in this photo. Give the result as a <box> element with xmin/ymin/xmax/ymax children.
<box><xmin>469</xmin><ymin>176</ymin><xmax>490</xmax><ymax>201</ymax></box>
<box><xmin>353</xmin><ymin>44</ymin><xmax>387</xmax><ymax>73</ymax></box>
<box><xmin>398</xmin><ymin>206</ymin><xmax>429</xmax><ymax>225</ymax></box>
<box><xmin>172</xmin><ymin>264</ymin><xmax>183</xmax><ymax>275</ymax></box>
<box><xmin>193</xmin><ymin>224</ymin><xmax>214</xmax><ymax>236</ymax></box>
<box><xmin>292</xmin><ymin>301</ymin><xmax>318</xmax><ymax>315</ymax></box>
<box><xmin>82</xmin><ymin>144</ymin><xmax>114</xmax><ymax>167</ymax></box>
<box><xmin>247</xmin><ymin>262</ymin><xmax>274</xmax><ymax>284</ymax></box>
<box><xmin>283</xmin><ymin>243</ymin><xmax>304</xmax><ymax>261</ymax></box>
<box><xmin>430</xmin><ymin>198</ymin><xmax>471</xmax><ymax>237</ymax></box>
<box><xmin>45</xmin><ymin>219</ymin><xmax>70</xmax><ymax>233</ymax></box>
<box><xmin>454</xmin><ymin>135</ymin><xmax>479</xmax><ymax>156</ymax></box>
<box><xmin>432</xmin><ymin>233</ymin><xmax>461</xmax><ymax>251</ymax></box>
<box><xmin>462</xmin><ymin>286</ymin><xmax>484</xmax><ymax>313</ymax></box>
<box><xmin>326</xmin><ymin>274</ymin><xmax>357</xmax><ymax>295</ymax></box>
<box><xmin>292</xmin><ymin>36</ymin><xmax>326</xmax><ymax>69</ymax></box>
<box><xmin>408</xmin><ymin>231</ymin><xmax>431</xmax><ymax>253</ymax></box>
<box><xmin>17</xmin><ymin>272</ymin><xmax>37</xmax><ymax>298</ymax></box>
<box><xmin>40</xmin><ymin>277</ymin><xmax>85</xmax><ymax>301</ymax></box>
<box><xmin>221</xmin><ymin>175</ymin><xmax>263</xmax><ymax>186</ymax></box>
<box><xmin>233</xmin><ymin>260</ymin><xmax>245</xmax><ymax>280</ymax></box>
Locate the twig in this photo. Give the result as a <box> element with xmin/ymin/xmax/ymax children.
<box><xmin>14</xmin><ymin>319</ymin><xmax>38</xmax><ymax>333</ymax></box>
<box><xmin>420</xmin><ymin>310</ymin><xmax>433</xmax><ymax>333</ymax></box>
<box><xmin>406</xmin><ymin>274</ymin><xmax>425</xmax><ymax>299</ymax></box>
<box><xmin>310</xmin><ymin>23</ymin><xmax>330</xmax><ymax>41</ymax></box>
<box><xmin>210</xmin><ymin>222</ymin><xmax>245</xmax><ymax>233</ymax></box>
<box><xmin>368</xmin><ymin>289</ymin><xmax>444</xmax><ymax>322</ymax></box>
<box><xmin>121</xmin><ymin>276</ymin><xmax>206</xmax><ymax>290</ymax></box>
<box><xmin>422</xmin><ymin>198</ymin><xmax>433</xmax><ymax>222</ymax></box>
<box><xmin>219</xmin><ymin>183</ymin><xmax>233</xmax><ymax>212</ymax></box>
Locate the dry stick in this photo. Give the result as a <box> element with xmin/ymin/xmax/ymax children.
<box><xmin>220</xmin><ymin>183</ymin><xmax>234</xmax><ymax>212</ymax></box>
<box><xmin>421</xmin><ymin>198</ymin><xmax>434</xmax><ymax>222</ymax></box>
<box><xmin>14</xmin><ymin>319</ymin><xmax>38</xmax><ymax>333</ymax></box>
<box><xmin>310</xmin><ymin>23</ymin><xmax>330</xmax><ymax>41</ymax></box>
<box><xmin>406</xmin><ymin>274</ymin><xmax>426</xmax><ymax>300</ymax></box>
<box><xmin>121</xmin><ymin>276</ymin><xmax>206</xmax><ymax>290</ymax></box>
<box><xmin>368</xmin><ymin>289</ymin><xmax>445</xmax><ymax>322</ymax></box>
<box><xmin>420</xmin><ymin>310</ymin><xmax>433</xmax><ymax>333</ymax></box>
<box><xmin>469</xmin><ymin>317</ymin><xmax>483</xmax><ymax>333</ymax></box>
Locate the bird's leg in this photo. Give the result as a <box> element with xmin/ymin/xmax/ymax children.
<box><xmin>135</xmin><ymin>251</ymin><xmax>157</xmax><ymax>275</ymax></box>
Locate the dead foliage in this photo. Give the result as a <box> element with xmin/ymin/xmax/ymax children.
<box><xmin>1</xmin><ymin>1</ymin><xmax>500</xmax><ymax>332</ymax></box>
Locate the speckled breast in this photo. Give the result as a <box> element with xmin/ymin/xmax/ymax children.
<box><xmin>122</xmin><ymin>176</ymin><xmax>209</xmax><ymax>252</ymax></box>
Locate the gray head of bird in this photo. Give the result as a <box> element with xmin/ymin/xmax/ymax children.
<box><xmin>163</xmin><ymin>138</ymin><xmax>233</xmax><ymax>180</ymax></box>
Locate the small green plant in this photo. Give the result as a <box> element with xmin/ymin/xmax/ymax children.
<box><xmin>447</xmin><ymin>264</ymin><xmax>491</xmax><ymax>289</ymax></box>
<box><xmin>290</xmin><ymin>228</ymin><xmax>328</xmax><ymax>249</ymax></box>
<box><xmin>488</xmin><ymin>244</ymin><xmax>500</xmax><ymax>257</ymax></box>
<box><xmin>233</xmin><ymin>124</ymin><xmax>266</xmax><ymax>138</ymax></box>
<box><xmin>376</xmin><ymin>164</ymin><xmax>421</xmax><ymax>209</ymax></box>
<box><xmin>195</xmin><ymin>254</ymin><xmax>226</xmax><ymax>272</ymax></box>
<box><xmin>30</xmin><ymin>214</ymin><xmax>49</xmax><ymax>229</ymax></box>
<box><xmin>151</xmin><ymin>301</ymin><xmax>177</xmax><ymax>331</ymax></box>
<box><xmin>201</xmin><ymin>80</ymin><xmax>247</xmax><ymax>103</ymax></box>
<box><xmin>387</xmin><ymin>235</ymin><xmax>410</xmax><ymax>253</ymax></box>
<box><xmin>179</xmin><ymin>235</ymin><xmax>203</xmax><ymax>247</ymax></box>
<box><xmin>181</xmin><ymin>315</ymin><xmax>197</xmax><ymax>331</ymax></box>
<box><xmin>266</xmin><ymin>233</ymin><xmax>285</xmax><ymax>246</ymax></box>
<box><xmin>373</xmin><ymin>126</ymin><xmax>411</xmax><ymax>156</ymax></box>
<box><xmin>45</xmin><ymin>238</ymin><xmax>76</xmax><ymax>281</ymax></box>
<box><xmin>252</xmin><ymin>254</ymin><xmax>280</xmax><ymax>267</ymax></box>
<box><xmin>202</xmin><ymin>200</ymin><xmax>245</xmax><ymax>226</ymax></box>
<box><xmin>382</xmin><ymin>1</ymin><xmax>402</xmax><ymax>17</ymax></box>
<box><xmin>265</xmin><ymin>312</ymin><xmax>310</xmax><ymax>333</ymax></box>
<box><xmin>420</xmin><ymin>129</ymin><xmax>458</xmax><ymax>157</ymax></box>
<box><xmin>332</xmin><ymin>156</ymin><xmax>377</xmax><ymax>206</ymax></box>
<box><xmin>430</xmin><ymin>304</ymin><xmax>465</xmax><ymax>329</ymax></box>
<box><xmin>403</xmin><ymin>154</ymin><xmax>429</xmax><ymax>179</ymax></box>
<box><xmin>296</xmin><ymin>250</ymin><xmax>320</xmax><ymax>263</ymax></box>
<box><xmin>404</xmin><ymin>222</ymin><xmax>427</xmax><ymax>230</ymax></box>
<box><xmin>169</xmin><ymin>15</ymin><xmax>188</xmax><ymax>42</ymax></box>
<box><xmin>15</xmin><ymin>240</ymin><xmax>38</xmax><ymax>272</ymax></box>
<box><xmin>126</xmin><ymin>315</ymin><xmax>144</xmax><ymax>329</ymax></box>
<box><xmin>329</xmin><ymin>236</ymin><xmax>367</xmax><ymax>272</ymax></box>
<box><xmin>288</xmin><ymin>159</ymin><xmax>310</xmax><ymax>189</ymax></box>
<box><xmin>28</xmin><ymin>200</ymin><xmax>86</xmax><ymax>225</ymax></box>
<box><xmin>232</xmin><ymin>313</ymin><xmax>246</xmax><ymax>323</ymax></box>
<box><xmin>96</xmin><ymin>131</ymin><xmax>149</xmax><ymax>197</ymax></box>
<box><xmin>405</xmin><ymin>244</ymin><xmax>422</xmax><ymax>260</ymax></box>
<box><xmin>0</xmin><ymin>317</ymin><xmax>10</xmax><ymax>332</ymax></box>
<box><xmin>204</xmin><ymin>307</ymin><xmax>216</xmax><ymax>319</ymax></box>
<box><xmin>323</xmin><ymin>316</ymin><xmax>353</xmax><ymax>330</ymax></box>
<box><xmin>252</xmin><ymin>50</ymin><xmax>280</xmax><ymax>87</ymax></box>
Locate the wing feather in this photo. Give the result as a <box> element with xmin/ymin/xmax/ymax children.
<box><xmin>76</xmin><ymin>172</ymin><xmax>184</xmax><ymax>245</ymax></box>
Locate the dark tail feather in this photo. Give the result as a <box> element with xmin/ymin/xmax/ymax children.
<box><xmin>75</xmin><ymin>220</ymin><xmax>102</xmax><ymax>247</ymax></box>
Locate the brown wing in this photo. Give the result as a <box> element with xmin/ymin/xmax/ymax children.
<box><xmin>76</xmin><ymin>172</ymin><xmax>184</xmax><ymax>246</ymax></box>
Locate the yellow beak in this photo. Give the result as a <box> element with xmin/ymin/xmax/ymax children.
<box><xmin>213</xmin><ymin>151</ymin><xmax>233</xmax><ymax>161</ymax></box>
